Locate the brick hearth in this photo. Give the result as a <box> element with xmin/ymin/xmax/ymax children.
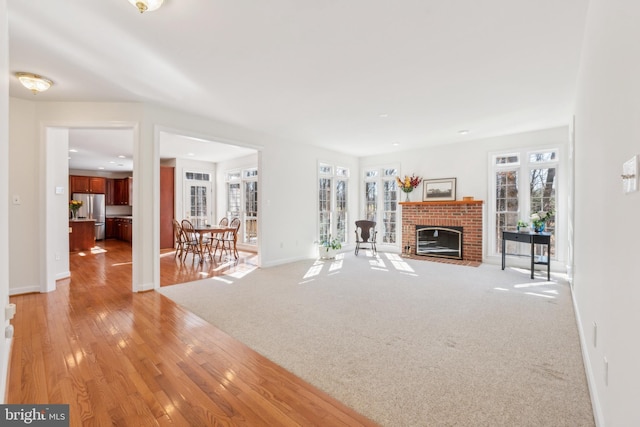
<box><xmin>400</xmin><ymin>200</ymin><xmax>484</xmax><ymax>263</ymax></box>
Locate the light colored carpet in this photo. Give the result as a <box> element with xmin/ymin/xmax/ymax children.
<box><xmin>158</xmin><ymin>252</ymin><xmax>594</xmax><ymax>426</ymax></box>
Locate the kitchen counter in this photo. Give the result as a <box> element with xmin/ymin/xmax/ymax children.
<box><xmin>107</xmin><ymin>215</ymin><xmax>133</xmax><ymax>220</ymax></box>
<box><xmin>70</xmin><ymin>218</ymin><xmax>97</xmax><ymax>222</ymax></box>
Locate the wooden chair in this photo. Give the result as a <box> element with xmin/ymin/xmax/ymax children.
<box><xmin>354</xmin><ymin>220</ymin><xmax>377</xmax><ymax>255</ymax></box>
<box><xmin>218</xmin><ymin>217</ymin><xmax>241</xmax><ymax>261</ymax></box>
<box><xmin>208</xmin><ymin>217</ymin><xmax>229</xmax><ymax>259</ymax></box>
<box><xmin>172</xmin><ymin>219</ymin><xmax>186</xmax><ymax>260</ymax></box>
<box><xmin>180</xmin><ymin>219</ymin><xmax>203</xmax><ymax>263</ymax></box>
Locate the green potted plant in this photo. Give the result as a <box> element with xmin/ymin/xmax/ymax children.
<box><xmin>318</xmin><ymin>235</ymin><xmax>342</xmax><ymax>259</ymax></box>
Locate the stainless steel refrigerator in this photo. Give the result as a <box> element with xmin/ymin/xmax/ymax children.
<box><xmin>72</xmin><ymin>193</ymin><xmax>106</xmax><ymax>240</ymax></box>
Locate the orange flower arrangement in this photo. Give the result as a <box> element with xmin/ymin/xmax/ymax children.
<box><xmin>396</xmin><ymin>175</ymin><xmax>422</xmax><ymax>193</ymax></box>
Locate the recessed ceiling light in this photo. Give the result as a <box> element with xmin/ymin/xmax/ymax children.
<box><xmin>109</xmin><ymin>161</ymin><xmax>116</xmax><ymax>164</ymax></box>
<box><xmin>187</xmin><ymin>152</ymin><xmax>195</xmax><ymax>156</ymax></box>
<box><xmin>69</xmin><ymin>149</ymin><xmax>78</xmax><ymax>153</ymax></box>
<box><xmin>117</xmin><ymin>163</ymin><xmax>125</xmax><ymax>167</ymax></box>
<box><xmin>458</xmin><ymin>130</ymin><xmax>470</xmax><ymax>135</ymax></box>
<box><xmin>98</xmin><ymin>167</ymin><xmax>105</xmax><ymax>170</ymax></box>
<box><xmin>118</xmin><ymin>155</ymin><xmax>126</xmax><ymax>159</ymax></box>
<box><xmin>379</xmin><ymin>114</ymin><xmax>389</xmax><ymax>118</ymax></box>
<box><xmin>392</xmin><ymin>142</ymin><xmax>400</xmax><ymax>146</ymax></box>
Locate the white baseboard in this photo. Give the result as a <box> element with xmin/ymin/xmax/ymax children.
<box><xmin>135</xmin><ymin>282</ymin><xmax>155</xmax><ymax>292</ymax></box>
<box><xmin>571</xmin><ymin>288</ymin><xmax>603</xmax><ymax>427</ymax></box>
<box><xmin>55</xmin><ymin>271</ymin><xmax>70</xmax><ymax>280</ymax></box>
<box><xmin>9</xmin><ymin>285</ymin><xmax>40</xmax><ymax>296</ymax></box>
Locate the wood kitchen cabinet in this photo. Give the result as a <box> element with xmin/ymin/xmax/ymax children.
<box><xmin>105</xmin><ymin>218</ymin><xmax>115</xmax><ymax>239</ymax></box>
<box><xmin>122</xmin><ymin>219</ymin><xmax>132</xmax><ymax>242</ymax></box>
<box><xmin>70</xmin><ymin>175</ymin><xmax>106</xmax><ymax>194</ymax></box>
<box><xmin>113</xmin><ymin>177</ymin><xmax>133</xmax><ymax>205</ymax></box>
<box><xmin>69</xmin><ymin>220</ymin><xmax>96</xmax><ymax>251</ymax></box>
<box><xmin>105</xmin><ymin>179</ymin><xmax>115</xmax><ymax>205</ymax></box>
<box><xmin>110</xmin><ymin>218</ymin><xmax>132</xmax><ymax>242</ymax></box>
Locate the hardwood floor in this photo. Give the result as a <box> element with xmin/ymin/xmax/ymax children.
<box><xmin>8</xmin><ymin>240</ymin><xmax>376</xmax><ymax>426</ymax></box>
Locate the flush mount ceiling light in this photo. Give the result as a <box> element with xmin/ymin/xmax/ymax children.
<box><xmin>128</xmin><ymin>0</ymin><xmax>164</xmax><ymax>13</ymax></box>
<box><xmin>15</xmin><ymin>72</ymin><xmax>53</xmax><ymax>94</ymax></box>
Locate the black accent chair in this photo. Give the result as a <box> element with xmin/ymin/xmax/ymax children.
<box><xmin>354</xmin><ymin>220</ymin><xmax>377</xmax><ymax>255</ymax></box>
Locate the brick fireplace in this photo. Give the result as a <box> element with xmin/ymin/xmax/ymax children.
<box><xmin>400</xmin><ymin>200</ymin><xmax>483</xmax><ymax>263</ymax></box>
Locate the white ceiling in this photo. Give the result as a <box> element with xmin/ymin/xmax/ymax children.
<box><xmin>9</xmin><ymin>0</ymin><xmax>589</xmax><ymax>165</ymax></box>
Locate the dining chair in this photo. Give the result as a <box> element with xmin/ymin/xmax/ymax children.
<box><xmin>354</xmin><ymin>220</ymin><xmax>377</xmax><ymax>255</ymax></box>
<box><xmin>180</xmin><ymin>219</ymin><xmax>204</xmax><ymax>263</ymax></box>
<box><xmin>218</xmin><ymin>217</ymin><xmax>241</xmax><ymax>261</ymax></box>
<box><xmin>206</xmin><ymin>217</ymin><xmax>228</xmax><ymax>259</ymax></box>
<box><xmin>172</xmin><ymin>219</ymin><xmax>187</xmax><ymax>261</ymax></box>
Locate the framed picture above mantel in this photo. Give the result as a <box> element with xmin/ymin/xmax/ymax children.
<box><xmin>423</xmin><ymin>178</ymin><xmax>456</xmax><ymax>202</ymax></box>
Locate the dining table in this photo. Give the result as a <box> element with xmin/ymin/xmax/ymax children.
<box><xmin>192</xmin><ymin>223</ymin><xmax>238</xmax><ymax>262</ymax></box>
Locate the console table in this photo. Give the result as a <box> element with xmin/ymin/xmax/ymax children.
<box><xmin>501</xmin><ymin>231</ymin><xmax>551</xmax><ymax>280</ymax></box>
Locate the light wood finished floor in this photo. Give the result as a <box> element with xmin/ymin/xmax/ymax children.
<box><xmin>8</xmin><ymin>239</ymin><xmax>376</xmax><ymax>426</ymax></box>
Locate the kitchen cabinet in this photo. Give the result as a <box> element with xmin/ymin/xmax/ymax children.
<box><xmin>110</xmin><ymin>217</ymin><xmax>132</xmax><ymax>242</ymax></box>
<box><xmin>69</xmin><ymin>219</ymin><xmax>96</xmax><ymax>251</ymax></box>
<box><xmin>105</xmin><ymin>218</ymin><xmax>115</xmax><ymax>239</ymax></box>
<box><xmin>105</xmin><ymin>179</ymin><xmax>115</xmax><ymax>205</ymax></box>
<box><xmin>113</xmin><ymin>177</ymin><xmax>133</xmax><ymax>205</ymax></box>
<box><xmin>122</xmin><ymin>219</ymin><xmax>132</xmax><ymax>242</ymax></box>
<box><xmin>70</xmin><ymin>175</ymin><xmax>106</xmax><ymax>194</ymax></box>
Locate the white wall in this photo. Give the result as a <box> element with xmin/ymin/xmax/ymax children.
<box><xmin>0</xmin><ymin>0</ymin><xmax>11</xmax><ymax>401</ymax></box>
<box><xmin>360</xmin><ymin>126</ymin><xmax>570</xmax><ymax>264</ymax></box>
<box><xmin>45</xmin><ymin>128</ymin><xmax>71</xmax><ymax>289</ymax></box>
<box><xmin>8</xmin><ymin>99</ymin><xmax>40</xmax><ymax>293</ymax></box>
<box><xmin>573</xmin><ymin>0</ymin><xmax>640</xmax><ymax>425</ymax></box>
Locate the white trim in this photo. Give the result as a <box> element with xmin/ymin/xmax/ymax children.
<box><xmin>572</xmin><ymin>290</ymin><xmax>604</xmax><ymax>427</ymax></box>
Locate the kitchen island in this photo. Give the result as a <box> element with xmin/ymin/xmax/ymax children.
<box><xmin>69</xmin><ymin>219</ymin><xmax>96</xmax><ymax>251</ymax></box>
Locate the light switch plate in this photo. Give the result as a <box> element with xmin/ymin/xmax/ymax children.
<box><xmin>622</xmin><ymin>155</ymin><xmax>638</xmax><ymax>193</ymax></box>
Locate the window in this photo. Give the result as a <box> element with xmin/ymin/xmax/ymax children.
<box><xmin>363</xmin><ymin>167</ymin><xmax>399</xmax><ymax>245</ymax></box>
<box><xmin>490</xmin><ymin>148</ymin><xmax>558</xmax><ymax>258</ymax></box>
<box><xmin>225</xmin><ymin>168</ymin><xmax>258</xmax><ymax>245</ymax></box>
<box><xmin>318</xmin><ymin>163</ymin><xmax>349</xmax><ymax>244</ymax></box>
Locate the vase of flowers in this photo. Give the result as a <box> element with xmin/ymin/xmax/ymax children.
<box><xmin>530</xmin><ymin>210</ymin><xmax>553</xmax><ymax>233</ymax></box>
<box><xmin>69</xmin><ymin>199</ymin><xmax>83</xmax><ymax>219</ymax></box>
<box><xmin>396</xmin><ymin>174</ymin><xmax>423</xmax><ymax>202</ymax></box>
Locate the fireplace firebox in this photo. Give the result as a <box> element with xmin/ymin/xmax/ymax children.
<box><xmin>415</xmin><ymin>226</ymin><xmax>463</xmax><ymax>260</ymax></box>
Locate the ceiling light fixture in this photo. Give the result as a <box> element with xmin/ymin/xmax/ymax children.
<box><xmin>16</xmin><ymin>72</ymin><xmax>53</xmax><ymax>94</ymax></box>
<box><xmin>458</xmin><ymin>130</ymin><xmax>470</xmax><ymax>135</ymax></box>
<box><xmin>128</xmin><ymin>0</ymin><xmax>164</xmax><ymax>13</ymax></box>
